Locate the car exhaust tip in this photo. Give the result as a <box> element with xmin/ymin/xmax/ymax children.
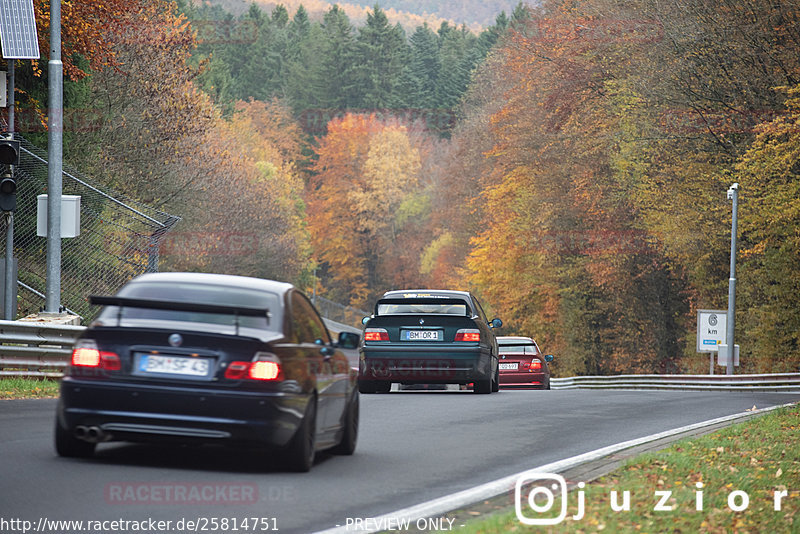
<box><xmin>74</xmin><ymin>425</ymin><xmax>88</xmax><ymax>439</ymax></box>
<box><xmin>85</xmin><ymin>426</ymin><xmax>108</xmax><ymax>443</ymax></box>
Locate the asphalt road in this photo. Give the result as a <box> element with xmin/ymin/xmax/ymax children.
<box><xmin>2</xmin><ymin>390</ymin><xmax>798</xmax><ymax>533</ymax></box>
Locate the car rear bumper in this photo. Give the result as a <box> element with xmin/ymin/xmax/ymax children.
<box><xmin>499</xmin><ymin>372</ymin><xmax>549</xmax><ymax>388</ymax></box>
<box><xmin>359</xmin><ymin>344</ymin><xmax>493</xmax><ymax>384</ymax></box>
<box><xmin>58</xmin><ymin>378</ymin><xmax>308</xmax><ymax>448</ymax></box>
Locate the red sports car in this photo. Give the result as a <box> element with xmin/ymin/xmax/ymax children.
<box><xmin>496</xmin><ymin>336</ymin><xmax>553</xmax><ymax>389</ymax></box>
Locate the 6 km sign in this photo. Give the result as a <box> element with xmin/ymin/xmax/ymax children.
<box><xmin>697</xmin><ymin>309</ymin><xmax>727</xmax><ymax>352</ymax></box>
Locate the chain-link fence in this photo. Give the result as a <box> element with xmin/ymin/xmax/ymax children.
<box><xmin>312</xmin><ymin>295</ymin><xmax>369</xmax><ymax>330</ymax></box>
<box><xmin>2</xmin><ymin>130</ymin><xmax>180</xmax><ymax>321</ymax></box>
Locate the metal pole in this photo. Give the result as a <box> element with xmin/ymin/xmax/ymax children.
<box><xmin>726</xmin><ymin>183</ymin><xmax>739</xmax><ymax>375</ymax></box>
<box><xmin>4</xmin><ymin>212</ymin><xmax>13</xmax><ymax>319</ymax></box>
<box><xmin>8</xmin><ymin>61</ymin><xmax>14</xmax><ymax>134</ymax></box>
<box><xmin>46</xmin><ymin>0</ymin><xmax>63</xmax><ymax>313</ymax></box>
<box><xmin>5</xmin><ymin>63</ymin><xmax>15</xmax><ymax>320</ymax></box>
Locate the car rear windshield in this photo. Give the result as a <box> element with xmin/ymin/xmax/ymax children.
<box><xmin>98</xmin><ymin>281</ymin><xmax>282</xmax><ymax>331</ymax></box>
<box><xmin>499</xmin><ymin>344</ymin><xmax>539</xmax><ymax>355</ymax></box>
<box><xmin>377</xmin><ymin>302</ymin><xmax>468</xmax><ymax>316</ymax></box>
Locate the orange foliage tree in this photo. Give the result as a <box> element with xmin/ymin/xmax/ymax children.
<box><xmin>66</xmin><ymin>0</ymin><xmax>310</xmax><ymax>283</ymax></box>
<box><xmin>306</xmin><ymin>113</ymin><xmax>435</xmax><ymax>307</ymax></box>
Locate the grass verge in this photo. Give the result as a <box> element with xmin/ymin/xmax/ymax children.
<box><xmin>0</xmin><ymin>377</ymin><xmax>60</xmax><ymax>399</ymax></box>
<box><xmin>455</xmin><ymin>405</ymin><xmax>799</xmax><ymax>533</ymax></box>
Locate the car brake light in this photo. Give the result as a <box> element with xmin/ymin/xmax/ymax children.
<box><xmin>71</xmin><ymin>342</ymin><xmax>120</xmax><ymax>370</ymax></box>
<box><xmin>225</xmin><ymin>352</ymin><xmax>282</xmax><ymax>381</ymax></box>
<box><xmin>530</xmin><ymin>360</ymin><xmax>542</xmax><ymax>371</ymax></box>
<box><xmin>364</xmin><ymin>328</ymin><xmax>389</xmax><ymax>341</ymax></box>
<box><xmin>455</xmin><ymin>329</ymin><xmax>480</xmax><ymax>342</ymax></box>
<box><xmin>249</xmin><ymin>361</ymin><xmax>280</xmax><ymax>380</ymax></box>
<box><xmin>72</xmin><ymin>347</ymin><xmax>101</xmax><ymax>367</ymax></box>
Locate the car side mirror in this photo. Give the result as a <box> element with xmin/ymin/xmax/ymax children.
<box><xmin>490</xmin><ymin>318</ymin><xmax>503</xmax><ymax>329</ymax></box>
<box><xmin>544</xmin><ymin>354</ymin><xmax>554</xmax><ymax>363</ymax></box>
<box><xmin>362</xmin><ymin>316</ymin><xmax>371</xmax><ymax>325</ymax></box>
<box><xmin>338</xmin><ymin>331</ymin><xmax>360</xmax><ymax>349</ymax></box>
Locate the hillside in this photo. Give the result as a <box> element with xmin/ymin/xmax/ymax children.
<box><xmin>325</xmin><ymin>0</ymin><xmax>523</xmax><ymax>27</ymax></box>
<box><xmin>204</xmin><ymin>0</ymin><xmax>525</xmax><ymax>30</ymax></box>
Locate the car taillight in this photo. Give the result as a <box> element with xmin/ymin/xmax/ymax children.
<box><xmin>455</xmin><ymin>329</ymin><xmax>480</xmax><ymax>342</ymax></box>
<box><xmin>364</xmin><ymin>328</ymin><xmax>389</xmax><ymax>341</ymax></box>
<box><xmin>249</xmin><ymin>361</ymin><xmax>280</xmax><ymax>380</ymax></box>
<box><xmin>225</xmin><ymin>352</ymin><xmax>282</xmax><ymax>381</ymax></box>
<box><xmin>71</xmin><ymin>341</ymin><xmax>120</xmax><ymax>370</ymax></box>
<box><xmin>72</xmin><ymin>347</ymin><xmax>100</xmax><ymax>367</ymax></box>
<box><xmin>530</xmin><ymin>360</ymin><xmax>542</xmax><ymax>371</ymax></box>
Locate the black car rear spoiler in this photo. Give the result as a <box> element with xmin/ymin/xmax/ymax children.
<box><xmin>89</xmin><ymin>295</ymin><xmax>271</xmax><ymax>335</ymax></box>
<box><xmin>374</xmin><ymin>297</ymin><xmax>472</xmax><ymax>315</ymax></box>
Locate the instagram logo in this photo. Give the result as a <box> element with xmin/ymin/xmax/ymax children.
<box><xmin>515</xmin><ymin>472</ymin><xmax>568</xmax><ymax>525</ymax></box>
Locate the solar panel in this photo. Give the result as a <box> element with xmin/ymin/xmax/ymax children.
<box><xmin>0</xmin><ymin>0</ymin><xmax>40</xmax><ymax>59</ymax></box>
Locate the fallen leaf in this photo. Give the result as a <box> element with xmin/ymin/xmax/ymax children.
<box><xmin>776</xmin><ymin>468</ymin><xmax>783</xmax><ymax>478</ymax></box>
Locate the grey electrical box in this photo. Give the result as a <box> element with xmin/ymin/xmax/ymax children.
<box><xmin>717</xmin><ymin>344</ymin><xmax>740</xmax><ymax>366</ymax></box>
<box><xmin>37</xmin><ymin>194</ymin><xmax>81</xmax><ymax>238</ymax></box>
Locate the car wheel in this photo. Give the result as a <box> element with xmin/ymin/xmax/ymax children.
<box><xmin>473</xmin><ymin>376</ymin><xmax>492</xmax><ymax>394</ymax></box>
<box><xmin>491</xmin><ymin>364</ymin><xmax>500</xmax><ymax>392</ymax></box>
<box><xmin>54</xmin><ymin>418</ymin><xmax>95</xmax><ymax>458</ymax></box>
<box><xmin>284</xmin><ymin>398</ymin><xmax>316</xmax><ymax>472</ymax></box>
<box><xmin>331</xmin><ymin>391</ymin><xmax>359</xmax><ymax>455</ymax></box>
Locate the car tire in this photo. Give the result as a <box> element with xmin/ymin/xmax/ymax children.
<box><xmin>331</xmin><ymin>391</ymin><xmax>359</xmax><ymax>455</ymax></box>
<box><xmin>491</xmin><ymin>364</ymin><xmax>500</xmax><ymax>392</ymax></box>
<box><xmin>54</xmin><ymin>418</ymin><xmax>96</xmax><ymax>458</ymax></box>
<box><xmin>284</xmin><ymin>398</ymin><xmax>316</xmax><ymax>472</ymax></box>
<box><xmin>473</xmin><ymin>376</ymin><xmax>492</xmax><ymax>394</ymax></box>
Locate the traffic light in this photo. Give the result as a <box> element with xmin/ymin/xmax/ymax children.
<box><xmin>0</xmin><ymin>139</ymin><xmax>20</xmax><ymax>212</ymax></box>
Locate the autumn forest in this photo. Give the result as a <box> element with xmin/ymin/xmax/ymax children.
<box><xmin>7</xmin><ymin>0</ymin><xmax>800</xmax><ymax>376</ymax></box>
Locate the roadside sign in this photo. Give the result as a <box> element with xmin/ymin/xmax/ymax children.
<box><xmin>697</xmin><ymin>309</ymin><xmax>727</xmax><ymax>352</ymax></box>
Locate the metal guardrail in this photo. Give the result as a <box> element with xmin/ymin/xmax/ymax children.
<box><xmin>551</xmin><ymin>373</ymin><xmax>800</xmax><ymax>392</ymax></box>
<box><xmin>0</xmin><ymin>320</ymin><xmax>85</xmax><ymax>377</ymax></box>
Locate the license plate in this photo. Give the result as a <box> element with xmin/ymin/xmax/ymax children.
<box><xmin>403</xmin><ymin>330</ymin><xmax>441</xmax><ymax>341</ymax></box>
<box><xmin>499</xmin><ymin>362</ymin><xmax>519</xmax><ymax>370</ymax></box>
<box><xmin>139</xmin><ymin>354</ymin><xmax>210</xmax><ymax>376</ymax></box>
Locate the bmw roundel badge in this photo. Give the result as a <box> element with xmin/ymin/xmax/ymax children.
<box><xmin>168</xmin><ymin>333</ymin><xmax>183</xmax><ymax>347</ymax></box>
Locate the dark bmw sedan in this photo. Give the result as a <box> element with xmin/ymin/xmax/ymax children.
<box><xmin>55</xmin><ymin>272</ymin><xmax>360</xmax><ymax>472</ymax></box>
<box><xmin>358</xmin><ymin>290</ymin><xmax>502</xmax><ymax>394</ymax></box>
